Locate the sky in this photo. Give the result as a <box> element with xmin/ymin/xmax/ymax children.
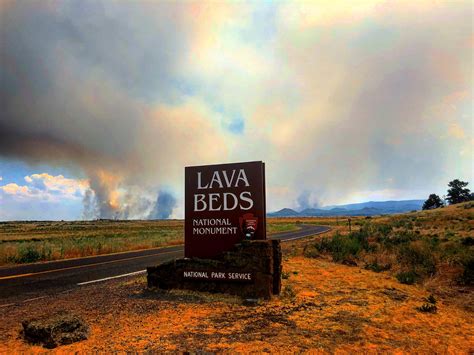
<box><xmin>0</xmin><ymin>0</ymin><xmax>472</xmax><ymax>220</ymax></box>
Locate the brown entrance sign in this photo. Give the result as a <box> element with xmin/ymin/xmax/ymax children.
<box><xmin>185</xmin><ymin>161</ymin><xmax>266</xmax><ymax>258</ymax></box>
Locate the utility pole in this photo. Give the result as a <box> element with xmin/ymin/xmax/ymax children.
<box><xmin>348</xmin><ymin>218</ymin><xmax>352</xmax><ymax>233</ymax></box>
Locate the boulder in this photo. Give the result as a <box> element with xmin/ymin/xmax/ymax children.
<box><xmin>22</xmin><ymin>312</ymin><xmax>89</xmax><ymax>349</ymax></box>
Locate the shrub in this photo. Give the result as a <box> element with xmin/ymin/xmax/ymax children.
<box><xmin>314</xmin><ymin>237</ymin><xmax>333</xmax><ymax>253</ymax></box>
<box><xmin>417</xmin><ymin>303</ymin><xmax>437</xmax><ymax>313</ymax></box>
<box><xmin>379</xmin><ymin>230</ymin><xmax>417</xmax><ymax>248</ymax></box>
<box><xmin>329</xmin><ymin>233</ymin><xmax>363</xmax><ymax>263</ymax></box>
<box><xmin>364</xmin><ymin>262</ymin><xmax>391</xmax><ymax>273</ymax></box>
<box><xmin>311</xmin><ymin>230</ymin><xmax>370</xmax><ymax>263</ymax></box>
<box><xmin>303</xmin><ymin>245</ymin><xmax>319</xmax><ymax>258</ymax></box>
<box><xmin>396</xmin><ymin>271</ymin><xmax>418</xmax><ymax>285</ymax></box>
<box><xmin>439</xmin><ymin>241</ymin><xmax>466</xmax><ymax>265</ymax></box>
<box><xmin>445</xmin><ymin>231</ymin><xmax>456</xmax><ymax>239</ymax></box>
<box><xmin>397</xmin><ymin>241</ymin><xmax>436</xmax><ymax>277</ymax></box>
<box><xmin>376</xmin><ymin>224</ymin><xmax>392</xmax><ymax>238</ymax></box>
<box><xmin>461</xmin><ymin>202</ymin><xmax>474</xmax><ymax>209</ymax></box>
<box><xmin>425</xmin><ymin>294</ymin><xmax>437</xmax><ymax>304</ymax></box>
<box><xmin>459</xmin><ymin>256</ymin><xmax>474</xmax><ymax>285</ymax></box>
<box><xmin>40</xmin><ymin>243</ymin><xmax>52</xmax><ymax>261</ymax></box>
<box><xmin>461</xmin><ymin>236</ymin><xmax>474</xmax><ymax>246</ymax></box>
<box><xmin>14</xmin><ymin>244</ymin><xmax>41</xmax><ymax>263</ymax></box>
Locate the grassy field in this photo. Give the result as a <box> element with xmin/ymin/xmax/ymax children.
<box><xmin>2</xmin><ymin>208</ymin><xmax>473</xmax><ymax>352</ymax></box>
<box><xmin>0</xmin><ymin>220</ymin><xmax>184</xmax><ymax>265</ymax></box>
<box><xmin>2</xmin><ymin>203</ymin><xmax>472</xmax><ymax>278</ymax></box>
<box><xmin>0</xmin><ymin>219</ymin><xmax>303</xmax><ymax>265</ymax></box>
<box><xmin>301</xmin><ymin>202</ymin><xmax>474</xmax><ymax>301</ymax></box>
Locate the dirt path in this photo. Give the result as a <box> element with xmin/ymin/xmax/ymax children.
<box><xmin>0</xmin><ymin>250</ymin><xmax>472</xmax><ymax>353</ymax></box>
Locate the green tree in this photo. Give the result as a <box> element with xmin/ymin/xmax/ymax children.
<box><xmin>422</xmin><ymin>194</ymin><xmax>444</xmax><ymax>210</ymax></box>
<box><xmin>446</xmin><ymin>179</ymin><xmax>471</xmax><ymax>205</ymax></box>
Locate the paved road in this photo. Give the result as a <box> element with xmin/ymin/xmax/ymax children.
<box><xmin>0</xmin><ymin>225</ymin><xmax>330</xmax><ymax>302</ymax></box>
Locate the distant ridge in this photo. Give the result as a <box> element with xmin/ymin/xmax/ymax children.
<box><xmin>270</xmin><ymin>208</ymin><xmax>300</xmax><ymax>217</ymax></box>
<box><xmin>267</xmin><ymin>200</ymin><xmax>424</xmax><ymax>217</ymax></box>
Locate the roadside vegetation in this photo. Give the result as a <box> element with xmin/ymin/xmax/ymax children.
<box><xmin>303</xmin><ymin>202</ymin><xmax>474</xmax><ymax>288</ymax></box>
<box><xmin>0</xmin><ymin>220</ymin><xmax>184</xmax><ymax>265</ymax></box>
<box><xmin>0</xmin><ymin>220</ymin><xmax>301</xmax><ymax>266</ymax></box>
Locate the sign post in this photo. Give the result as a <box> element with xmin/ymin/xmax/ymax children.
<box><xmin>184</xmin><ymin>161</ymin><xmax>266</xmax><ymax>259</ymax></box>
<box><xmin>148</xmin><ymin>160</ymin><xmax>281</xmax><ymax>299</ymax></box>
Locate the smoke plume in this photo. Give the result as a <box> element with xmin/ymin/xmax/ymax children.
<box><xmin>1</xmin><ymin>1</ymin><xmax>471</xmax><ymax>217</ymax></box>
<box><xmin>0</xmin><ymin>1</ymin><xmax>229</xmax><ymax>218</ymax></box>
<box><xmin>149</xmin><ymin>191</ymin><xmax>178</xmax><ymax>220</ymax></box>
<box><xmin>296</xmin><ymin>190</ymin><xmax>320</xmax><ymax>211</ymax></box>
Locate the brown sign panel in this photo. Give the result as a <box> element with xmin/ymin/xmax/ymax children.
<box><xmin>185</xmin><ymin>161</ymin><xmax>266</xmax><ymax>258</ymax></box>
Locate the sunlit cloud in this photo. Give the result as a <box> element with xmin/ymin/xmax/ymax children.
<box><xmin>0</xmin><ymin>173</ymin><xmax>88</xmax><ymax>201</ymax></box>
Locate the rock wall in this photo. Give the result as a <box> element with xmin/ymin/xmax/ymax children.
<box><xmin>147</xmin><ymin>240</ymin><xmax>281</xmax><ymax>299</ymax></box>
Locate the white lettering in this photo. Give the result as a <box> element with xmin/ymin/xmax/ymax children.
<box><xmin>222</xmin><ymin>170</ymin><xmax>236</xmax><ymax>188</ymax></box>
<box><xmin>196</xmin><ymin>169</ymin><xmax>250</xmax><ymax>189</ymax></box>
<box><xmin>209</xmin><ymin>171</ymin><xmax>223</xmax><ymax>188</ymax></box>
<box><xmin>197</xmin><ymin>172</ymin><xmax>208</xmax><ymax>189</ymax></box>
<box><xmin>223</xmin><ymin>192</ymin><xmax>238</xmax><ymax>211</ymax></box>
<box><xmin>239</xmin><ymin>191</ymin><xmax>254</xmax><ymax>210</ymax></box>
<box><xmin>236</xmin><ymin>169</ymin><xmax>250</xmax><ymax>187</ymax></box>
<box><xmin>208</xmin><ymin>193</ymin><xmax>221</xmax><ymax>211</ymax></box>
<box><xmin>194</xmin><ymin>194</ymin><xmax>207</xmax><ymax>212</ymax></box>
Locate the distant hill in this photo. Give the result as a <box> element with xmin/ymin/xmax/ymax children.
<box><xmin>268</xmin><ymin>208</ymin><xmax>300</xmax><ymax>217</ymax></box>
<box><xmin>268</xmin><ymin>200</ymin><xmax>424</xmax><ymax>217</ymax></box>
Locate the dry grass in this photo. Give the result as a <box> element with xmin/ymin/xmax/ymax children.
<box><xmin>1</xmin><ymin>248</ymin><xmax>472</xmax><ymax>352</ymax></box>
<box><xmin>0</xmin><ymin>208</ymin><xmax>472</xmax><ymax>352</ymax></box>
<box><xmin>301</xmin><ymin>202</ymin><xmax>474</xmax><ymax>311</ymax></box>
<box><xmin>0</xmin><ymin>219</ymin><xmax>301</xmax><ymax>265</ymax></box>
<box><xmin>267</xmin><ymin>216</ymin><xmax>365</xmax><ymax>226</ymax></box>
<box><xmin>0</xmin><ymin>220</ymin><xmax>184</xmax><ymax>265</ymax></box>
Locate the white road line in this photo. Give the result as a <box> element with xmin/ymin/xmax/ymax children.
<box><xmin>281</xmin><ymin>228</ymin><xmax>330</xmax><ymax>242</ymax></box>
<box><xmin>23</xmin><ymin>296</ymin><xmax>47</xmax><ymax>303</ymax></box>
<box><xmin>77</xmin><ymin>270</ymin><xmax>146</xmax><ymax>286</ymax></box>
<box><xmin>0</xmin><ymin>296</ymin><xmax>47</xmax><ymax>308</ymax></box>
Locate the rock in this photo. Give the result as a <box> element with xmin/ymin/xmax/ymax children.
<box><xmin>147</xmin><ymin>240</ymin><xmax>281</xmax><ymax>299</ymax></box>
<box><xmin>342</xmin><ymin>259</ymin><xmax>358</xmax><ymax>267</ymax></box>
<box><xmin>243</xmin><ymin>298</ymin><xmax>260</xmax><ymax>306</ymax></box>
<box><xmin>22</xmin><ymin>312</ymin><xmax>89</xmax><ymax>349</ymax></box>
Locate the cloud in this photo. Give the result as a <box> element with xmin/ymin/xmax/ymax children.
<box><xmin>448</xmin><ymin>123</ymin><xmax>466</xmax><ymax>139</ymax></box>
<box><xmin>25</xmin><ymin>173</ymin><xmax>88</xmax><ymax>195</ymax></box>
<box><xmin>0</xmin><ymin>183</ymin><xmax>30</xmax><ymax>197</ymax></box>
<box><xmin>0</xmin><ymin>1</ymin><xmax>232</xmax><ymax>218</ymax></box>
<box><xmin>0</xmin><ymin>1</ymin><xmax>472</xmax><ymax>218</ymax></box>
<box><xmin>243</xmin><ymin>0</ymin><xmax>473</xmax><ymax>207</ymax></box>
<box><xmin>0</xmin><ymin>173</ymin><xmax>88</xmax><ymax>201</ymax></box>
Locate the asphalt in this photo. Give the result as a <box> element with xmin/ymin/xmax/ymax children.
<box><xmin>0</xmin><ymin>224</ymin><xmax>330</xmax><ymax>302</ymax></box>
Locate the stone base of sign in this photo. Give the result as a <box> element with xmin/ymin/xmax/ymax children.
<box><xmin>147</xmin><ymin>240</ymin><xmax>281</xmax><ymax>299</ymax></box>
